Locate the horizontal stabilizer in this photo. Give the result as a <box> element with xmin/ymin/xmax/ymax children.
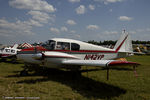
<box><xmin>108</xmin><ymin>60</ymin><xmax>140</xmax><ymax>66</ymax></box>
<box><xmin>62</xmin><ymin>60</ymin><xmax>140</xmax><ymax>67</ymax></box>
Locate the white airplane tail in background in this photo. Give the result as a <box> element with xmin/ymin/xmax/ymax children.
<box><xmin>113</xmin><ymin>30</ymin><xmax>133</xmax><ymax>53</ymax></box>
<box><xmin>12</xmin><ymin>44</ymin><xmax>19</xmax><ymax>49</ymax></box>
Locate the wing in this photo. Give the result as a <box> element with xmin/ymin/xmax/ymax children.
<box><xmin>62</xmin><ymin>60</ymin><xmax>140</xmax><ymax>67</ymax></box>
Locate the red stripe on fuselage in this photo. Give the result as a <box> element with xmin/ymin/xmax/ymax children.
<box><xmin>44</xmin><ymin>55</ymin><xmax>78</xmax><ymax>59</ymax></box>
<box><xmin>52</xmin><ymin>50</ymin><xmax>116</xmax><ymax>53</ymax></box>
<box><xmin>21</xmin><ymin>46</ymin><xmax>47</xmax><ymax>51</ymax></box>
<box><xmin>21</xmin><ymin>47</ymin><xmax>116</xmax><ymax>53</ymax></box>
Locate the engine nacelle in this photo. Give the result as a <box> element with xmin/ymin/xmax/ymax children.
<box><xmin>32</xmin><ymin>53</ymin><xmax>43</xmax><ymax>60</ymax></box>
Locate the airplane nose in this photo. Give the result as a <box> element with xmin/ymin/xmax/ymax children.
<box><xmin>32</xmin><ymin>53</ymin><xmax>43</xmax><ymax>60</ymax></box>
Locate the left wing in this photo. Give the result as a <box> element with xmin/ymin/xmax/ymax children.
<box><xmin>62</xmin><ymin>60</ymin><xmax>140</xmax><ymax>67</ymax></box>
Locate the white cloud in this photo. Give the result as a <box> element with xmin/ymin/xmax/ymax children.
<box><xmin>136</xmin><ymin>29</ymin><xmax>144</xmax><ymax>32</ymax></box>
<box><xmin>103</xmin><ymin>31</ymin><xmax>118</xmax><ymax>34</ymax></box>
<box><xmin>75</xmin><ymin>5</ymin><xmax>86</xmax><ymax>14</ymax></box>
<box><xmin>50</xmin><ymin>27</ymin><xmax>60</xmax><ymax>33</ymax></box>
<box><xmin>86</xmin><ymin>25</ymin><xmax>99</xmax><ymax>30</ymax></box>
<box><xmin>75</xmin><ymin>34</ymin><xmax>80</xmax><ymax>38</ymax></box>
<box><xmin>70</xmin><ymin>30</ymin><xmax>76</xmax><ymax>34</ymax></box>
<box><xmin>106</xmin><ymin>0</ymin><xmax>122</xmax><ymax>3</ymax></box>
<box><xmin>89</xmin><ymin>5</ymin><xmax>95</xmax><ymax>10</ymax></box>
<box><xmin>61</xmin><ymin>26</ymin><xmax>68</xmax><ymax>32</ymax></box>
<box><xmin>28</xmin><ymin>19</ymin><xmax>43</xmax><ymax>27</ymax></box>
<box><xmin>129</xmin><ymin>31</ymin><xmax>136</xmax><ymax>34</ymax></box>
<box><xmin>146</xmin><ymin>28</ymin><xmax>150</xmax><ymax>32</ymax></box>
<box><xmin>94</xmin><ymin>0</ymin><xmax>123</xmax><ymax>4</ymax></box>
<box><xmin>128</xmin><ymin>28</ymin><xmax>150</xmax><ymax>35</ymax></box>
<box><xmin>9</xmin><ymin>0</ymin><xmax>56</xmax><ymax>12</ymax></box>
<box><xmin>135</xmin><ymin>28</ymin><xmax>150</xmax><ymax>33</ymax></box>
<box><xmin>66</xmin><ymin>20</ymin><xmax>76</xmax><ymax>25</ymax></box>
<box><xmin>118</xmin><ymin>16</ymin><xmax>133</xmax><ymax>21</ymax></box>
<box><xmin>0</xmin><ymin>19</ymin><xmax>35</xmax><ymax>36</ymax></box>
<box><xmin>109</xmin><ymin>9</ymin><xmax>112</xmax><ymax>12</ymax></box>
<box><xmin>68</xmin><ymin>0</ymin><xmax>80</xmax><ymax>3</ymax></box>
<box><xmin>28</xmin><ymin>10</ymin><xmax>54</xmax><ymax>23</ymax></box>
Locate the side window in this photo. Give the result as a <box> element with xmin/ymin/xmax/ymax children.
<box><xmin>71</xmin><ymin>43</ymin><xmax>80</xmax><ymax>51</ymax></box>
<box><xmin>11</xmin><ymin>50</ymin><xmax>15</xmax><ymax>53</ymax></box>
<box><xmin>5</xmin><ymin>49</ymin><xmax>10</xmax><ymax>52</ymax></box>
<box><xmin>56</xmin><ymin>42</ymin><xmax>70</xmax><ymax>50</ymax></box>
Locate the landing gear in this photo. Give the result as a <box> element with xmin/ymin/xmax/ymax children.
<box><xmin>1</xmin><ymin>58</ymin><xmax>6</xmax><ymax>62</ymax></box>
<box><xmin>105</xmin><ymin>65</ymin><xmax>138</xmax><ymax>80</ymax></box>
<box><xmin>70</xmin><ymin>66</ymin><xmax>81</xmax><ymax>78</ymax></box>
<box><xmin>20</xmin><ymin>69</ymin><xmax>28</xmax><ymax>76</ymax></box>
<box><xmin>133</xmin><ymin>65</ymin><xmax>138</xmax><ymax>77</ymax></box>
<box><xmin>72</xmin><ymin>71</ymin><xmax>81</xmax><ymax>77</ymax></box>
<box><xmin>20</xmin><ymin>64</ymin><xmax>30</xmax><ymax>76</ymax></box>
<box><xmin>20</xmin><ymin>64</ymin><xmax>41</xmax><ymax>76</ymax></box>
<box><xmin>11</xmin><ymin>57</ymin><xmax>17</xmax><ymax>63</ymax></box>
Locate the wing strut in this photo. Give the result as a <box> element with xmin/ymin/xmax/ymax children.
<box><xmin>133</xmin><ymin>65</ymin><xmax>138</xmax><ymax>77</ymax></box>
<box><xmin>106</xmin><ymin>64</ymin><xmax>139</xmax><ymax>80</ymax></box>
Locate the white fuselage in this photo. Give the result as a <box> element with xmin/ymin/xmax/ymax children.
<box><xmin>17</xmin><ymin>31</ymin><xmax>135</xmax><ymax>70</ymax></box>
<box><xmin>17</xmin><ymin>50</ymin><xmax>128</xmax><ymax>69</ymax></box>
<box><xmin>0</xmin><ymin>47</ymin><xmax>20</xmax><ymax>57</ymax></box>
<box><xmin>17</xmin><ymin>38</ymin><xmax>130</xmax><ymax>68</ymax></box>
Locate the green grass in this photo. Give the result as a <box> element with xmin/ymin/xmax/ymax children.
<box><xmin>0</xmin><ymin>55</ymin><xmax>150</xmax><ymax>100</ymax></box>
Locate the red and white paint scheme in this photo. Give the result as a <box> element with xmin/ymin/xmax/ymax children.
<box><xmin>0</xmin><ymin>44</ymin><xmax>20</xmax><ymax>58</ymax></box>
<box><xmin>18</xmin><ymin>42</ymin><xmax>33</xmax><ymax>48</ymax></box>
<box><xmin>17</xmin><ymin>31</ymin><xmax>140</xmax><ymax>71</ymax></box>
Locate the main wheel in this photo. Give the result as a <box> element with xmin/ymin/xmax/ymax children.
<box><xmin>20</xmin><ymin>70</ymin><xmax>28</xmax><ymax>76</ymax></box>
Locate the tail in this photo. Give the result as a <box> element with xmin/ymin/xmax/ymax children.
<box><xmin>113</xmin><ymin>30</ymin><xmax>133</xmax><ymax>53</ymax></box>
<box><xmin>12</xmin><ymin>44</ymin><xmax>19</xmax><ymax>49</ymax></box>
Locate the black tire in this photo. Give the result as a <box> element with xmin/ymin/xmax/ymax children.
<box><xmin>20</xmin><ymin>70</ymin><xmax>28</xmax><ymax>76</ymax></box>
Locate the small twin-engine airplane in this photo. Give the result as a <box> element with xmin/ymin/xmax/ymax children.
<box><xmin>17</xmin><ymin>31</ymin><xmax>140</xmax><ymax>79</ymax></box>
<box><xmin>0</xmin><ymin>44</ymin><xmax>20</xmax><ymax>58</ymax></box>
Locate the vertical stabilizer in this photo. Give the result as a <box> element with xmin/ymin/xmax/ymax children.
<box><xmin>12</xmin><ymin>44</ymin><xmax>18</xmax><ymax>49</ymax></box>
<box><xmin>113</xmin><ymin>31</ymin><xmax>133</xmax><ymax>52</ymax></box>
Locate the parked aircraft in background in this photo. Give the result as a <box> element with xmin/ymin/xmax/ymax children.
<box><xmin>0</xmin><ymin>44</ymin><xmax>20</xmax><ymax>58</ymax></box>
<box><xmin>17</xmin><ymin>31</ymin><xmax>140</xmax><ymax>79</ymax></box>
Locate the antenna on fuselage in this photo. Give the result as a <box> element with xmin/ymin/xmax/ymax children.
<box><xmin>123</xmin><ymin>29</ymin><xmax>126</xmax><ymax>33</ymax></box>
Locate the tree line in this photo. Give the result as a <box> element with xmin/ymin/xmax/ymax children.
<box><xmin>87</xmin><ymin>40</ymin><xmax>150</xmax><ymax>45</ymax></box>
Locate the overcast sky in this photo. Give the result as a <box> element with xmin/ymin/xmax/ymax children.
<box><xmin>0</xmin><ymin>0</ymin><xmax>150</xmax><ymax>44</ymax></box>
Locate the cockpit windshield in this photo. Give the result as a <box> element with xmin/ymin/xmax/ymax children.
<box><xmin>41</xmin><ymin>40</ymin><xmax>56</xmax><ymax>50</ymax></box>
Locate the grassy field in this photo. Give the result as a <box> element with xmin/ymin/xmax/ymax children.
<box><xmin>0</xmin><ymin>55</ymin><xmax>150</xmax><ymax>100</ymax></box>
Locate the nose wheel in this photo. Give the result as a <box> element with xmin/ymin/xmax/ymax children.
<box><xmin>20</xmin><ymin>64</ymin><xmax>29</xmax><ymax>76</ymax></box>
<box><xmin>20</xmin><ymin>69</ymin><xmax>29</xmax><ymax>76</ymax></box>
